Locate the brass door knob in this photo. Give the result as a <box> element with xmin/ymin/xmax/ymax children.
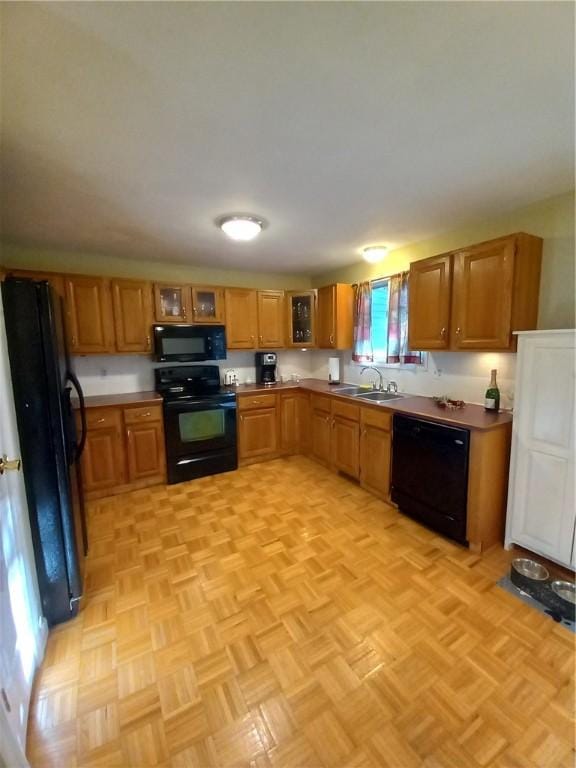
<box><xmin>0</xmin><ymin>455</ymin><xmax>21</xmax><ymax>475</ymax></box>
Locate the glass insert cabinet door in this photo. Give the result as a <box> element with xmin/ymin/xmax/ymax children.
<box><xmin>191</xmin><ymin>287</ymin><xmax>225</xmax><ymax>324</ymax></box>
<box><xmin>287</xmin><ymin>290</ymin><xmax>317</xmax><ymax>346</ymax></box>
<box><xmin>154</xmin><ymin>284</ymin><xmax>190</xmax><ymax>323</ymax></box>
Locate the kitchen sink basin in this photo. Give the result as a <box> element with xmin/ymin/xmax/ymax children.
<box><xmin>355</xmin><ymin>391</ymin><xmax>406</xmax><ymax>402</ymax></box>
<box><xmin>331</xmin><ymin>386</ymin><xmax>372</xmax><ymax>395</ymax></box>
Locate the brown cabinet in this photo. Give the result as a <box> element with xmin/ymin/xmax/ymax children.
<box><xmin>286</xmin><ymin>290</ymin><xmax>317</xmax><ymax>347</ymax></box>
<box><xmin>112</xmin><ymin>279</ymin><xmax>153</xmax><ymax>353</ymax></box>
<box><xmin>311</xmin><ymin>406</ymin><xmax>332</xmax><ymax>466</ymax></box>
<box><xmin>225</xmin><ymin>288</ymin><xmax>259</xmax><ymax>349</ymax></box>
<box><xmin>154</xmin><ymin>283</ymin><xmax>190</xmax><ymax>323</ymax></box>
<box><xmin>408</xmin><ymin>233</ymin><xmax>542</xmax><ymax>352</ymax></box>
<box><xmin>451</xmin><ymin>238</ymin><xmax>514</xmax><ymax>350</ymax></box>
<box><xmin>279</xmin><ymin>391</ymin><xmax>309</xmax><ymax>454</ymax></box>
<box><xmin>359</xmin><ymin>408</ymin><xmax>392</xmax><ymax>500</ymax></box>
<box><xmin>79</xmin><ymin>402</ymin><xmax>165</xmax><ymax>499</ymax></box>
<box><xmin>238</xmin><ymin>408</ymin><xmax>278</xmax><ymax>459</ymax></box>
<box><xmin>80</xmin><ymin>409</ymin><xmax>126</xmax><ymax>494</ymax></box>
<box><xmin>331</xmin><ymin>415</ymin><xmax>360</xmax><ymax>478</ymax></box>
<box><xmin>408</xmin><ymin>255</ymin><xmax>452</xmax><ymax>350</ymax></box>
<box><xmin>317</xmin><ymin>284</ymin><xmax>354</xmax><ymax>349</ymax></box>
<box><xmin>64</xmin><ymin>276</ymin><xmax>115</xmax><ymax>354</ymax></box>
<box><xmin>257</xmin><ymin>290</ymin><xmax>285</xmax><ymax>348</ymax></box>
<box><xmin>126</xmin><ymin>422</ymin><xmax>165</xmax><ymax>481</ymax></box>
<box><xmin>191</xmin><ymin>286</ymin><xmax>225</xmax><ymax>324</ymax></box>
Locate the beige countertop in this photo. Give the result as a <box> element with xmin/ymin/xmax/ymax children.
<box><xmin>232</xmin><ymin>378</ymin><xmax>513</xmax><ymax>431</ymax></box>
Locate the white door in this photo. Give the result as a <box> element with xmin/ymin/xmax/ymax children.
<box><xmin>508</xmin><ymin>331</ymin><xmax>576</xmax><ymax>566</ymax></box>
<box><xmin>0</xmin><ymin>291</ymin><xmax>47</xmax><ymax>764</ymax></box>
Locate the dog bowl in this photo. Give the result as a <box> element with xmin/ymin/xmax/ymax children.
<box><xmin>511</xmin><ymin>558</ymin><xmax>549</xmax><ymax>580</ymax></box>
<box><xmin>510</xmin><ymin>558</ymin><xmax>549</xmax><ymax>593</ymax></box>
<box><xmin>550</xmin><ymin>580</ymin><xmax>576</xmax><ymax>605</ymax></box>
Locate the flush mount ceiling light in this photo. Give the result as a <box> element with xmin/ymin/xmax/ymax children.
<box><xmin>217</xmin><ymin>215</ymin><xmax>266</xmax><ymax>242</ymax></box>
<box><xmin>362</xmin><ymin>245</ymin><xmax>388</xmax><ymax>263</ymax></box>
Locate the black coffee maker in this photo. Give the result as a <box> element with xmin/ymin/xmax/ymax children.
<box><xmin>255</xmin><ymin>352</ymin><xmax>277</xmax><ymax>385</ymax></box>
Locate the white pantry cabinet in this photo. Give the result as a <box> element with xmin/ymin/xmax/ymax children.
<box><xmin>505</xmin><ymin>330</ymin><xmax>575</xmax><ymax>568</ymax></box>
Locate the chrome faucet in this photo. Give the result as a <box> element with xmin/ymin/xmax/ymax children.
<box><xmin>387</xmin><ymin>380</ymin><xmax>399</xmax><ymax>394</ymax></box>
<box><xmin>360</xmin><ymin>366</ymin><xmax>384</xmax><ymax>391</ymax></box>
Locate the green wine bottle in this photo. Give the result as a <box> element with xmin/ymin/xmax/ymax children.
<box><xmin>484</xmin><ymin>369</ymin><xmax>500</xmax><ymax>412</ymax></box>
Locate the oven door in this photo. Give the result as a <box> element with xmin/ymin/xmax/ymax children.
<box><xmin>164</xmin><ymin>398</ymin><xmax>237</xmax><ymax>457</ymax></box>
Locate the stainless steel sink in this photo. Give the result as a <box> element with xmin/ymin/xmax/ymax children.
<box><xmin>355</xmin><ymin>391</ymin><xmax>406</xmax><ymax>402</ymax></box>
<box><xmin>331</xmin><ymin>386</ymin><xmax>372</xmax><ymax>395</ymax></box>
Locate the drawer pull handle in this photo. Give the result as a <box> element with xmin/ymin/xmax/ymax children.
<box><xmin>97</xmin><ymin>418</ymin><xmax>105</xmax><ymax>423</ymax></box>
<box><xmin>142</xmin><ymin>412</ymin><xmax>151</xmax><ymax>417</ymax></box>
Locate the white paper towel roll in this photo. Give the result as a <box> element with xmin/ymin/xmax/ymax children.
<box><xmin>328</xmin><ymin>357</ymin><xmax>341</xmax><ymax>384</ymax></box>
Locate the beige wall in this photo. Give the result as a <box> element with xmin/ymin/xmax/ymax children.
<box><xmin>312</xmin><ymin>190</ymin><xmax>575</xmax><ymax>330</ymax></box>
<box><xmin>0</xmin><ymin>242</ymin><xmax>312</xmax><ymax>290</ymax></box>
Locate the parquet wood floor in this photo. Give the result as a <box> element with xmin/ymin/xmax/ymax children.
<box><xmin>27</xmin><ymin>456</ymin><xmax>575</xmax><ymax>768</ymax></box>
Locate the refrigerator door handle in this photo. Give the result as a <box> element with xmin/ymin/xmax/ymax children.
<box><xmin>66</xmin><ymin>370</ymin><xmax>87</xmax><ymax>461</ymax></box>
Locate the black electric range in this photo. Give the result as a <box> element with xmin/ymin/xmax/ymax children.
<box><xmin>155</xmin><ymin>365</ymin><xmax>237</xmax><ymax>484</ymax></box>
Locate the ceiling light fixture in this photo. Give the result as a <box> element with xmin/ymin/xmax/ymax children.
<box><xmin>218</xmin><ymin>215</ymin><xmax>266</xmax><ymax>242</ymax></box>
<box><xmin>362</xmin><ymin>245</ymin><xmax>388</xmax><ymax>263</ymax></box>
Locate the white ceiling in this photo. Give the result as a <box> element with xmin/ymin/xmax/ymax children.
<box><xmin>1</xmin><ymin>2</ymin><xmax>573</xmax><ymax>274</ymax></box>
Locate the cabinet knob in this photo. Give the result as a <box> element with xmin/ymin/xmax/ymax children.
<box><xmin>259</xmin><ymin>335</ymin><xmax>263</xmax><ymax>343</ymax></box>
<box><xmin>456</xmin><ymin>327</ymin><xmax>462</xmax><ymax>335</ymax></box>
<box><xmin>329</xmin><ymin>334</ymin><xmax>334</xmax><ymax>344</ymax></box>
<box><xmin>146</xmin><ymin>335</ymin><xmax>151</xmax><ymax>348</ymax></box>
<box><xmin>440</xmin><ymin>327</ymin><xmax>446</xmax><ymax>338</ymax></box>
<box><xmin>183</xmin><ymin>307</ymin><xmax>187</xmax><ymax>318</ymax></box>
<box><xmin>71</xmin><ymin>335</ymin><xmax>77</xmax><ymax>347</ymax></box>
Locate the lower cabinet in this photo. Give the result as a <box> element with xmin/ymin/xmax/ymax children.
<box><xmin>359</xmin><ymin>408</ymin><xmax>392</xmax><ymax>499</ymax></box>
<box><xmin>279</xmin><ymin>391</ymin><xmax>309</xmax><ymax>454</ymax></box>
<box><xmin>82</xmin><ymin>409</ymin><xmax>126</xmax><ymax>494</ymax></box>
<box><xmin>238</xmin><ymin>393</ymin><xmax>278</xmax><ymax>461</ymax></box>
<box><xmin>331</xmin><ymin>400</ymin><xmax>360</xmax><ymax>478</ymax></box>
<box><xmin>126</xmin><ymin>422</ymin><xmax>165</xmax><ymax>481</ymax></box>
<box><xmin>79</xmin><ymin>403</ymin><xmax>166</xmax><ymax>499</ymax></box>
<box><xmin>311</xmin><ymin>396</ymin><xmax>332</xmax><ymax>466</ymax></box>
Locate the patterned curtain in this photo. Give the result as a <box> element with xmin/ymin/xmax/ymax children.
<box><xmin>387</xmin><ymin>272</ymin><xmax>422</xmax><ymax>364</ymax></box>
<box><xmin>352</xmin><ymin>281</ymin><xmax>373</xmax><ymax>363</ymax></box>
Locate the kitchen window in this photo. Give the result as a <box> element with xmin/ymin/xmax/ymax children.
<box><xmin>368</xmin><ymin>276</ymin><xmax>425</xmax><ymax>367</ymax></box>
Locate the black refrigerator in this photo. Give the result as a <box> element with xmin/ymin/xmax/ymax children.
<box><xmin>2</xmin><ymin>277</ymin><xmax>88</xmax><ymax>626</ymax></box>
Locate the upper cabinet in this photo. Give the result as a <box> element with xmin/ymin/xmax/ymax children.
<box><xmin>225</xmin><ymin>288</ymin><xmax>258</xmax><ymax>349</ymax></box>
<box><xmin>451</xmin><ymin>238</ymin><xmax>514</xmax><ymax>349</ymax></box>
<box><xmin>408</xmin><ymin>233</ymin><xmax>542</xmax><ymax>352</ymax></box>
<box><xmin>317</xmin><ymin>284</ymin><xmax>354</xmax><ymax>349</ymax></box>
<box><xmin>191</xmin><ymin>286</ymin><xmax>225</xmax><ymax>324</ymax></box>
<box><xmin>286</xmin><ymin>290</ymin><xmax>317</xmax><ymax>347</ymax></box>
<box><xmin>257</xmin><ymin>290</ymin><xmax>285</xmax><ymax>348</ymax></box>
<box><xmin>112</xmin><ymin>279</ymin><xmax>154</xmax><ymax>354</ymax></box>
<box><xmin>64</xmin><ymin>275</ymin><xmax>115</xmax><ymax>355</ymax></box>
<box><xmin>154</xmin><ymin>283</ymin><xmax>190</xmax><ymax>323</ymax></box>
<box><xmin>408</xmin><ymin>254</ymin><xmax>452</xmax><ymax>350</ymax></box>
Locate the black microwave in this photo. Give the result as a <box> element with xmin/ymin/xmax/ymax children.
<box><xmin>153</xmin><ymin>324</ymin><xmax>226</xmax><ymax>362</ymax></box>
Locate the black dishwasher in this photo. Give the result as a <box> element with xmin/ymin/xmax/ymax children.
<box><xmin>391</xmin><ymin>414</ymin><xmax>470</xmax><ymax>545</ymax></box>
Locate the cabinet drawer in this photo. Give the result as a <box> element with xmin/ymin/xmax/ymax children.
<box><xmin>86</xmin><ymin>408</ymin><xmax>122</xmax><ymax>431</ymax></box>
<box><xmin>360</xmin><ymin>407</ymin><xmax>392</xmax><ymax>432</ymax></box>
<box><xmin>238</xmin><ymin>393</ymin><xmax>277</xmax><ymax>411</ymax></box>
<box><xmin>332</xmin><ymin>399</ymin><xmax>359</xmax><ymax>422</ymax></box>
<box><xmin>310</xmin><ymin>394</ymin><xmax>331</xmax><ymax>413</ymax></box>
<box><xmin>124</xmin><ymin>404</ymin><xmax>163</xmax><ymax>424</ymax></box>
